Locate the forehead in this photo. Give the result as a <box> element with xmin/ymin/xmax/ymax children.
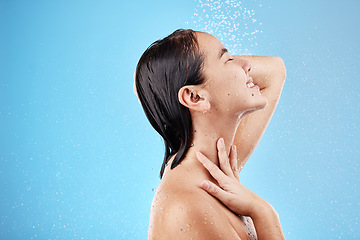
<box><xmin>195</xmin><ymin>32</ymin><xmax>225</xmax><ymax>59</ymax></box>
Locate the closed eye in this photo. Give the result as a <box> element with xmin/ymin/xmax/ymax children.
<box><xmin>227</xmin><ymin>58</ymin><xmax>234</xmax><ymax>62</ymax></box>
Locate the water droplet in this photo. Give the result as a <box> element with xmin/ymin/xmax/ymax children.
<box><xmin>190</xmin><ymin>0</ymin><xmax>262</xmax><ymax>53</ymax></box>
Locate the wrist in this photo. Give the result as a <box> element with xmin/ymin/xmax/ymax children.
<box><xmin>249</xmin><ymin>199</ymin><xmax>277</xmax><ymax>220</ymax></box>
<box><xmin>249</xmin><ymin>200</ymin><xmax>284</xmax><ymax>240</ymax></box>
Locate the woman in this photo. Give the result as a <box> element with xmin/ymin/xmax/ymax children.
<box><xmin>135</xmin><ymin>29</ymin><xmax>286</xmax><ymax>239</ymax></box>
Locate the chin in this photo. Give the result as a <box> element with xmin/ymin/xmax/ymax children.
<box><xmin>252</xmin><ymin>94</ymin><xmax>268</xmax><ymax>109</ymax></box>
<box><xmin>258</xmin><ymin>96</ymin><xmax>268</xmax><ymax>109</ymax></box>
<box><xmin>244</xmin><ymin>97</ymin><xmax>268</xmax><ymax>115</ymax></box>
<box><xmin>232</xmin><ymin>95</ymin><xmax>268</xmax><ymax>118</ymax></box>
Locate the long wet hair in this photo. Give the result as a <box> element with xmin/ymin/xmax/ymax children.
<box><xmin>135</xmin><ymin>29</ymin><xmax>205</xmax><ymax>178</ymax></box>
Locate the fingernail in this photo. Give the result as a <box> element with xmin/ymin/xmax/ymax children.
<box><xmin>220</xmin><ymin>138</ymin><xmax>225</xmax><ymax>147</ymax></box>
<box><xmin>202</xmin><ymin>181</ymin><xmax>210</xmax><ymax>190</ymax></box>
<box><xmin>196</xmin><ymin>152</ymin><xmax>204</xmax><ymax>161</ymax></box>
<box><xmin>232</xmin><ymin>145</ymin><xmax>236</xmax><ymax>152</ymax></box>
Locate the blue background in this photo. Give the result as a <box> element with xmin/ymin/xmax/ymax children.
<box><xmin>1</xmin><ymin>0</ymin><xmax>359</xmax><ymax>239</ymax></box>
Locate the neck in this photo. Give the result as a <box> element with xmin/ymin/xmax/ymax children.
<box><xmin>164</xmin><ymin>112</ymin><xmax>242</xmax><ymax>182</ymax></box>
<box><xmin>189</xmin><ymin>116</ymin><xmax>238</xmax><ymax>166</ymax></box>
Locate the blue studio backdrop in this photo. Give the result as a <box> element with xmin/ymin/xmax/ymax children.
<box><xmin>1</xmin><ymin>0</ymin><xmax>359</xmax><ymax>239</ymax></box>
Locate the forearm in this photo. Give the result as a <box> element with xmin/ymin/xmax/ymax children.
<box><xmin>250</xmin><ymin>200</ymin><xmax>285</xmax><ymax>240</ymax></box>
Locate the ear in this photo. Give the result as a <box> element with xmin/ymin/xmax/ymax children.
<box><xmin>178</xmin><ymin>86</ymin><xmax>210</xmax><ymax>112</ymax></box>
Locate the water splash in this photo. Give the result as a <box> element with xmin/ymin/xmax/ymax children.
<box><xmin>189</xmin><ymin>0</ymin><xmax>263</xmax><ymax>54</ymax></box>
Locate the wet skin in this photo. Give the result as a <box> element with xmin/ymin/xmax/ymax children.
<box><xmin>148</xmin><ymin>32</ymin><xmax>286</xmax><ymax>240</ymax></box>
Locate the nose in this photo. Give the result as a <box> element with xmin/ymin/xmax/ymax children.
<box><xmin>241</xmin><ymin>59</ymin><xmax>252</xmax><ymax>75</ymax></box>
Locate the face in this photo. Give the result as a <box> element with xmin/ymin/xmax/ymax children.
<box><xmin>195</xmin><ymin>32</ymin><xmax>267</xmax><ymax>117</ymax></box>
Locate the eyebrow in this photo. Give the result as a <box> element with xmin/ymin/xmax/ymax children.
<box><xmin>219</xmin><ymin>48</ymin><xmax>228</xmax><ymax>59</ymax></box>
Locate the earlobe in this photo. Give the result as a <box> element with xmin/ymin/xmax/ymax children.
<box><xmin>203</xmin><ymin>100</ymin><xmax>211</xmax><ymax>112</ymax></box>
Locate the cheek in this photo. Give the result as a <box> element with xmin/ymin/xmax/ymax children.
<box><xmin>207</xmin><ymin>68</ymin><xmax>247</xmax><ymax>100</ymax></box>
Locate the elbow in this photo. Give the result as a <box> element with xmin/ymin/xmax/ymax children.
<box><xmin>273</xmin><ymin>56</ymin><xmax>286</xmax><ymax>81</ymax></box>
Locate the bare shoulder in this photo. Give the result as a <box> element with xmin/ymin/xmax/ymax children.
<box><xmin>148</xmin><ymin>185</ymin><xmax>241</xmax><ymax>240</ymax></box>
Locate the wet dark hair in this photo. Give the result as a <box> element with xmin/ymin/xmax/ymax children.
<box><xmin>135</xmin><ymin>29</ymin><xmax>205</xmax><ymax>178</ymax></box>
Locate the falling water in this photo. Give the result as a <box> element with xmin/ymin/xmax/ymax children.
<box><xmin>188</xmin><ymin>0</ymin><xmax>263</xmax><ymax>54</ymax></box>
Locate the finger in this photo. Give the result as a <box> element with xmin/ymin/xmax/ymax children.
<box><xmin>229</xmin><ymin>145</ymin><xmax>240</xmax><ymax>180</ymax></box>
<box><xmin>200</xmin><ymin>180</ymin><xmax>228</xmax><ymax>202</ymax></box>
<box><xmin>217</xmin><ymin>138</ymin><xmax>233</xmax><ymax>177</ymax></box>
<box><xmin>196</xmin><ymin>152</ymin><xmax>227</xmax><ymax>184</ymax></box>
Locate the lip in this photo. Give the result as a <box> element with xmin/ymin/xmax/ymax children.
<box><xmin>246</xmin><ymin>77</ymin><xmax>253</xmax><ymax>85</ymax></box>
<box><xmin>246</xmin><ymin>77</ymin><xmax>259</xmax><ymax>89</ymax></box>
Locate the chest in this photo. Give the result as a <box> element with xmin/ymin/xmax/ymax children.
<box><xmin>220</xmin><ymin>203</ymin><xmax>257</xmax><ymax>240</ymax></box>
<box><xmin>231</xmin><ymin>214</ymin><xmax>257</xmax><ymax>240</ymax></box>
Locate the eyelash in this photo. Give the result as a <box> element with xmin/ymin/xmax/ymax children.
<box><xmin>228</xmin><ymin>58</ymin><xmax>234</xmax><ymax>62</ymax></box>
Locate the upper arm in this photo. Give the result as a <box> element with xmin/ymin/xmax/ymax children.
<box><xmin>233</xmin><ymin>56</ymin><xmax>286</xmax><ymax>167</ymax></box>
<box><xmin>149</xmin><ymin>195</ymin><xmax>241</xmax><ymax>240</ymax></box>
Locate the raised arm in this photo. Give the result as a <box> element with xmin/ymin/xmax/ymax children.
<box><xmin>233</xmin><ymin>56</ymin><xmax>286</xmax><ymax>168</ymax></box>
